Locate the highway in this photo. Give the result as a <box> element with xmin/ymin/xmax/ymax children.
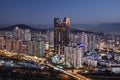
<box><xmin>0</xmin><ymin>50</ymin><xmax>91</xmax><ymax>80</ymax></box>
<box><xmin>48</xmin><ymin>64</ymin><xmax>90</xmax><ymax>80</ymax></box>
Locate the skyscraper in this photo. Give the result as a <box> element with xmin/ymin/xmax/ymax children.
<box><xmin>54</xmin><ymin>17</ymin><xmax>70</xmax><ymax>54</ymax></box>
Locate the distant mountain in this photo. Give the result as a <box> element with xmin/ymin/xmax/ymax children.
<box><xmin>0</xmin><ymin>22</ymin><xmax>120</xmax><ymax>34</ymax></box>
<box><xmin>72</xmin><ymin>22</ymin><xmax>120</xmax><ymax>33</ymax></box>
<box><xmin>70</xmin><ymin>28</ymin><xmax>104</xmax><ymax>35</ymax></box>
<box><xmin>0</xmin><ymin>24</ymin><xmax>104</xmax><ymax>36</ymax></box>
<box><xmin>0</xmin><ymin>24</ymin><xmax>47</xmax><ymax>32</ymax></box>
<box><xmin>97</xmin><ymin>23</ymin><xmax>120</xmax><ymax>33</ymax></box>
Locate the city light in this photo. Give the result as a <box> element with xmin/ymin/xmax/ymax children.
<box><xmin>0</xmin><ymin>0</ymin><xmax>120</xmax><ymax>80</ymax></box>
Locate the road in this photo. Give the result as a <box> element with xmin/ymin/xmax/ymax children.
<box><xmin>0</xmin><ymin>50</ymin><xmax>91</xmax><ymax>80</ymax></box>
<box><xmin>47</xmin><ymin>63</ymin><xmax>90</xmax><ymax>80</ymax></box>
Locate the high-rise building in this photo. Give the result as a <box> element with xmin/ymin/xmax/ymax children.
<box><xmin>39</xmin><ymin>41</ymin><xmax>45</xmax><ymax>57</ymax></box>
<box><xmin>21</xmin><ymin>45</ymin><xmax>27</xmax><ymax>53</ymax></box>
<box><xmin>48</xmin><ymin>30</ymin><xmax>54</xmax><ymax>47</ymax></box>
<box><xmin>64</xmin><ymin>45</ymin><xmax>83</xmax><ymax>69</ymax></box>
<box><xmin>13</xmin><ymin>40</ymin><xmax>23</xmax><ymax>53</ymax></box>
<box><xmin>6</xmin><ymin>39</ymin><xmax>13</xmax><ymax>52</ymax></box>
<box><xmin>27</xmin><ymin>40</ymin><xmax>45</xmax><ymax>57</ymax></box>
<box><xmin>13</xmin><ymin>26</ymin><xmax>24</xmax><ymax>40</ymax></box>
<box><xmin>24</xmin><ymin>29</ymin><xmax>31</xmax><ymax>41</ymax></box>
<box><xmin>54</xmin><ymin>17</ymin><xmax>70</xmax><ymax>54</ymax></box>
<box><xmin>27</xmin><ymin>41</ymin><xmax>35</xmax><ymax>56</ymax></box>
<box><xmin>0</xmin><ymin>36</ymin><xmax>4</xmax><ymax>49</ymax></box>
<box><xmin>6</xmin><ymin>39</ymin><xmax>23</xmax><ymax>53</ymax></box>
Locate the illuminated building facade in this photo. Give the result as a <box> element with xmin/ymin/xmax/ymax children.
<box><xmin>54</xmin><ymin>17</ymin><xmax>70</xmax><ymax>54</ymax></box>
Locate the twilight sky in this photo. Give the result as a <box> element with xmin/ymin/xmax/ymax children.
<box><xmin>0</xmin><ymin>0</ymin><xmax>120</xmax><ymax>25</ymax></box>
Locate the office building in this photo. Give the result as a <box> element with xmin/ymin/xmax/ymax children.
<box><xmin>54</xmin><ymin>17</ymin><xmax>70</xmax><ymax>54</ymax></box>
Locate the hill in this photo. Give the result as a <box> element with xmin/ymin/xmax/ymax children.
<box><xmin>0</xmin><ymin>24</ymin><xmax>47</xmax><ymax>32</ymax></box>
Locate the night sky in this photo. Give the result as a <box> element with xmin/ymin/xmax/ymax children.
<box><xmin>0</xmin><ymin>0</ymin><xmax>120</xmax><ymax>25</ymax></box>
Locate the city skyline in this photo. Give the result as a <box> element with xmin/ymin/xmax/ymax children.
<box><xmin>1</xmin><ymin>0</ymin><xmax>120</xmax><ymax>25</ymax></box>
<box><xmin>1</xmin><ymin>1</ymin><xmax>120</xmax><ymax>79</ymax></box>
<box><xmin>0</xmin><ymin>17</ymin><xmax>120</xmax><ymax>79</ymax></box>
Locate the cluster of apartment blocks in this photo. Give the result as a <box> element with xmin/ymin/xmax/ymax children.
<box><xmin>65</xmin><ymin>31</ymin><xmax>120</xmax><ymax>68</ymax></box>
<box><xmin>0</xmin><ymin>26</ymin><xmax>46</xmax><ymax>57</ymax></box>
<box><xmin>0</xmin><ymin>25</ymin><xmax>120</xmax><ymax>58</ymax></box>
<box><xmin>64</xmin><ymin>32</ymin><xmax>120</xmax><ymax>69</ymax></box>
<box><xmin>69</xmin><ymin>32</ymin><xmax>120</xmax><ymax>52</ymax></box>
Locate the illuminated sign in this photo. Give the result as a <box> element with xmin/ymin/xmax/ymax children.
<box><xmin>77</xmin><ymin>43</ymin><xmax>85</xmax><ymax>47</ymax></box>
